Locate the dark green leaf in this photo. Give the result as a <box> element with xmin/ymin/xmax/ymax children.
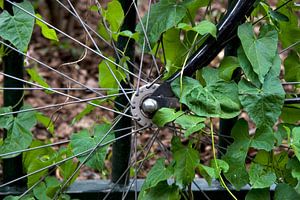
<box><xmin>249</xmin><ymin>163</ymin><xmax>276</xmax><ymax>188</ymax></box>
<box><xmin>284</xmin><ymin>51</ymin><xmax>300</xmax><ymax>82</ymax></box>
<box><xmin>218</xmin><ymin>56</ymin><xmax>239</xmax><ymax>81</ymax></box>
<box><xmin>171</xmin><ymin>137</ymin><xmax>199</xmax><ymax>188</ymax></box>
<box><xmin>251</xmin><ymin>126</ymin><xmax>274</xmax><ymax>151</ymax></box>
<box><xmin>238</xmin><ymin>23</ymin><xmax>278</xmax><ymax>83</ymax></box>
<box><xmin>140</xmin><ymin>181</ymin><xmax>181</xmax><ymax>200</ymax></box>
<box><xmin>291</xmin><ymin>127</ymin><xmax>300</xmax><ymax>161</ymax></box>
<box><xmin>136</xmin><ymin>0</ymin><xmax>187</xmax><ymax>47</ymax></box>
<box><xmin>174</xmin><ymin>114</ymin><xmax>205</xmax><ymax>129</ymax></box>
<box><xmin>245</xmin><ymin>188</ymin><xmax>270</xmax><ymax>200</ymax></box>
<box><xmin>274</xmin><ymin>183</ymin><xmax>300</xmax><ymax>200</ymax></box>
<box><xmin>238</xmin><ymin>74</ymin><xmax>285</xmax><ymax>128</ymax></box>
<box><xmin>0</xmin><ymin>0</ymin><xmax>35</xmax><ymax>51</ymax></box>
<box><xmin>269</xmin><ymin>10</ymin><xmax>289</xmax><ymax>22</ymax></box>
<box><xmin>281</xmin><ymin>105</ymin><xmax>300</xmax><ymax>124</ymax></box>
<box><xmin>184</xmin><ymin>123</ymin><xmax>205</xmax><ymax>137</ymax></box>
<box><xmin>223</xmin><ymin>119</ymin><xmax>250</xmax><ymax>189</ymax></box>
<box><xmin>33</xmin><ymin>182</ymin><xmax>51</xmax><ymax>200</ymax></box>
<box><xmin>70</xmin><ymin>124</ymin><xmax>114</xmax><ymax>171</ymax></box>
<box><xmin>0</xmin><ymin>107</ymin><xmax>13</xmax><ymax>129</ymax></box>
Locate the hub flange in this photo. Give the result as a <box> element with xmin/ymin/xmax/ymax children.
<box><xmin>131</xmin><ymin>84</ymin><xmax>159</xmax><ymax>127</ymax></box>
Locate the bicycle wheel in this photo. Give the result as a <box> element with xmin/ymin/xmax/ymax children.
<box><xmin>0</xmin><ymin>0</ymin><xmax>299</xmax><ymax>199</ymax></box>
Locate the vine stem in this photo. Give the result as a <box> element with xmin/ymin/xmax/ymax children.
<box><xmin>210</xmin><ymin>119</ymin><xmax>237</xmax><ymax>200</ymax></box>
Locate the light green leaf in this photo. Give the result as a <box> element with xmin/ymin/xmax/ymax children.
<box><xmin>140</xmin><ymin>158</ymin><xmax>173</xmax><ymax>192</ymax></box>
<box><xmin>35</xmin><ymin>13</ymin><xmax>59</xmax><ymax>42</ymax></box>
<box><xmin>103</xmin><ymin>0</ymin><xmax>124</xmax><ymax>33</ymax></box>
<box><xmin>33</xmin><ymin>182</ymin><xmax>51</xmax><ymax>200</ymax></box>
<box><xmin>72</xmin><ymin>100</ymin><xmax>104</xmax><ymax>124</ymax></box>
<box><xmin>0</xmin><ymin>107</ymin><xmax>14</xmax><ymax>129</ymax></box>
<box><xmin>26</xmin><ymin>67</ymin><xmax>52</xmax><ymax>93</ymax></box>
<box><xmin>0</xmin><ymin>0</ymin><xmax>35</xmax><ymax>52</ymax></box>
<box><xmin>0</xmin><ymin>0</ymin><xmax>3</xmax><ymax>9</ymax></box>
<box><xmin>184</xmin><ymin>123</ymin><xmax>205</xmax><ymax>137</ymax></box>
<box><xmin>198</xmin><ymin>164</ymin><xmax>216</xmax><ymax>185</ymax></box>
<box><xmin>291</xmin><ymin>127</ymin><xmax>300</xmax><ymax>162</ymax></box>
<box><xmin>98</xmin><ymin>57</ymin><xmax>126</xmax><ymax>95</ymax></box>
<box><xmin>70</xmin><ymin>124</ymin><xmax>114</xmax><ymax>171</ymax></box>
<box><xmin>274</xmin><ymin>183</ymin><xmax>300</xmax><ymax>200</ymax></box>
<box><xmin>152</xmin><ymin>108</ymin><xmax>183</xmax><ymax>127</ymax></box>
<box><xmin>140</xmin><ymin>181</ymin><xmax>181</xmax><ymax>200</ymax></box>
<box><xmin>35</xmin><ymin>112</ymin><xmax>54</xmax><ymax>134</ymax></box>
<box><xmin>171</xmin><ymin>137</ymin><xmax>199</xmax><ymax>188</ymax></box>
<box><xmin>223</xmin><ymin>119</ymin><xmax>250</xmax><ymax>190</ymax></box>
<box><xmin>218</xmin><ymin>56</ymin><xmax>239</xmax><ymax>81</ymax></box>
<box><xmin>136</xmin><ymin>0</ymin><xmax>187</xmax><ymax>47</ymax></box>
<box><xmin>238</xmin><ymin>74</ymin><xmax>285</xmax><ymax>128</ymax></box>
<box><xmin>245</xmin><ymin>188</ymin><xmax>270</xmax><ymax>200</ymax></box>
<box><xmin>249</xmin><ymin>162</ymin><xmax>276</xmax><ymax>188</ymax></box>
<box><xmin>174</xmin><ymin>114</ymin><xmax>205</xmax><ymax>129</ymax></box>
<box><xmin>192</xmin><ymin>20</ymin><xmax>217</xmax><ymax>37</ymax></box>
<box><xmin>118</xmin><ymin>30</ymin><xmax>139</xmax><ymax>41</ymax></box>
<box><xmin>238</xmin><ymin>23</ymin><xmax>278</xmax><ymax>83</ymax></box>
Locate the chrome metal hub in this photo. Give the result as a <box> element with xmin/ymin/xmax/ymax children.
<box><xmin>131</xmin><ymin>84</ymin><xmax>159</xmax><ymax>127</ymax></box>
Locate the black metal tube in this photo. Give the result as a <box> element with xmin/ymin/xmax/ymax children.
<box><xmin>111</xmin><ymin>0</ymin><xmax>136</xmax><ymax>186</ymax></box>
<box><xmin>2</xmin><ymin>0</ymin><xmax>26</xmax><ymax>188</ymax></box>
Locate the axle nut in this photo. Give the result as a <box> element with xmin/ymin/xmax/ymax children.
<box><xmin>141</xmin><ymin>98</ymin><xmax>158</xmax><ymax>113</ymax></box>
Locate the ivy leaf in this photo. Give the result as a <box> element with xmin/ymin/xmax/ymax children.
<box><xmin>218</xmin><ymin>56</ymin><xmax>239</xmax><ymax>81</ymax></box>
<box><xmin>103</xmin><ymin>0</ymin><xmax>124</xmax><ymax>33</ymax></box>
<box><xmin>238</xmin><ymin>74</ymin><xmax>285</xmax><ymax>128</ymax></box>
<box><xmin>152</xmin><ymin>108</ymin><xmax>183</xmax><ymax>127</ymax></box>
<box><xmin>0</xmin><ymin>106</ymin><xmax>36</xmax><ymax>158</ymax></box>
<box><xmin>140</xmin><ymin>181</ymin><xmax>181</xmax><ymax>200</ymax></box>
<box><xmin>0</xmin><ymin>0</ymin><xmax>35</xmax><ymax>52</ymax></box>
<box><xmin>35</xmin><ymin>13</ymin><xmax>59</xmax><ymax>42</ymax></box>
<box><xmin>291</xmin><ymin>127</ymin><xmax>300</xmax><ymax>162</ymax></box>
<box><xmin>136</xmin><ymin>0</ymin><xmax>187</xmax><ymax>47</ymax></box>
<box><xmin>238</xmin><ymin>23</ymin><xmax>278</xmax><ymax>83</ymax></box>
<box><xmin>249</xmin><ymin>162</ymin><xmax>276</xmax><ymax>188</ymax></box>
<box><xmin>171</xmin><ymin>137</ymin><xmax>199</xmax><ymax>188</ymax></box>
<box><xmin>98</xmin><ymin>57</ymin><xmax>126</xmax><ymax>95</ymax></box>
<box><xmin>245</xmin><ymin>188</ymin><xmax>270</xmax><ymax>200</ymax></box>
<box><xmin>223</xmin><ymin>119</ymin><xmax>250</xmax><ymax>190</ymax></box>
<box><xmin>274</xmin><ymin>183</ymin><xmax>300</xmax><ymax>200</ymax></box>
<box><xmin>140</xmin><ymin>158</ymin><xmax>173</xmax><ymax>195</ymax></box>
<box><xmin>70</xmin><ymin>124</ymin><xmax>114</xmax><ymax>171</ymax></box>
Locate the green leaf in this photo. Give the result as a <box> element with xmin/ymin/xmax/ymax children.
<box><xmin>0</xmin><ymin>0</ymin><xmax>3</xmax><ymax>9</ymax></box>
<box><xmin>281</xmin><ymin>105</ymin><xmax>300</xmax><ymax>124</ymax></box>
<box><xmin>103</xmin><ymin>0</ymin><xmax>124</xmax><ymax>33</ymax></box>
<box><xmin>23</xmin><ymin>140</ymin><xmax>55</xmax><ymax>188</ymax></box>
<box><xmin>174</xmin><ymin>114</ymin><xmax>205</xmax><ymax>129</ymax></box>
<box><xmin>274</xmin><ymin>183</ymin><xmax>300</xmax><ymax>200</ymax></box>
<box><xmin>35</xmin><ymin>112</ymin><xmax>54</xmax><ymax>134</ymax></box>
<box><xmin>35</xmin><ymin>13</ymin><xmax>59</xmax><ymax>42</ymax></box>
<box><xmin>269</xmin><ymin>10</ymin><xmax>289</xmax><ymax>22</ymax></box>
<box><xmin>245</xmin><ymin>188</ymin><xmax>270</xmax><ymax>200</ymax></box>
<box><xmin>152</xmin><ymin>108</ymin><xmax>183</xmax><ymax>127</ymax></box>
<box><xmin>284</xmin><ymin>51</ymin><xmax>300</xmax><ymax>82</ymax></box>
<box><xmin>70</xmin><ymin>124</ymin><xmax>114</xmax><ymax>171</ymax></box>
<box><xmin>0</xmin><ymin>107</ymin><xmax>14</xmax><ymax>129</ymax></box>
<box><xmin>198</xmin><ymin>164</ymin><xmax>216</xmax><ymax>185</ymax></box>
<box><xmin>98</xmin><ymin>57</ymin><xmax>126</xmax><ymax>95</ymax></box>
<box><xmin>4</xmin><ymin>195</ymin><xmax>34</xmax><ymax>200</ymax></box>
<box><xmin>140</xmin><ymin>181</ymin><xmax>181</xmax><ymax>200</ymax></box>
<box><xmin>223</xmin><ymin>119</ymin><xmax>250</xmax><ymax>190</ymax></box>
<box><xmin>0</xmin><ymin>106</ymin><xmax>36</xmax><ymax>158</ymax></box>
<box><xmin>72</xmin><ymin>100</ymin><xmax>104</xmax><ymax>124</ymax></box>
<box><xmin>118</xmin><ymin>30</ymin><xmax>139</xmax><ymax>41</ymax></box>
<box><xmin>238</xmin><ymin>23</ymin><xmax>278</xmax><ymax>83</ymax></box>
<box><xmin>136</xmin><ymin>0</ymin><xmax>187</xmax><ymax>47</ymax></box>
<box><xmin>140</xmin><ymin>158</ymin><xmax>173</xmax><ymax>192</ymax></box>
<box><xmin>171</xmin><ymin>137</ymin><xmax>199</xmax><ymax>188</ymax></box>
<box><xmin>291</xmin><ymin>127</ymin><xmax>300</xmax><ymax>162</ymax></box>
<box><xmin>26</xmin><ymin>67</ymin><xmax>52</xmax><ymax>93</ymax></box>
<box><xmin>249</xmin><ymin>162</ymin><xmax>276</xmax><ymax>188</ymax></box>
<box><xmin>251</xmin><ymin>126</ymin><xmax>274</xmax><ymax>151</ymax></box>
<box><xmin>238</xmin><ymin>74</ymin><xmax>285</xmax><ymax>128</ymax></box>
<box><xmin>184</xmin><ymin>123</ymin><xmax>205</xmax><ymax>137</ymax></box>
<box><xmin>33</xmin><ymin>182</ymin><xmax>51</xmax><ymax>200</ymax></box>
<box><xmin>0</xmin><ymin>0</ymin><xmax>35</xmax><ymax>52</ymax></box>
<box><xmin>218</xmin><ymin>56</ymin><xmax>239</xmax><ymax>81</ymax></box>
<box><xmin>192</xmin><ymin>20</ymin><xmax>217</xmax><ymax>37</ymax></box>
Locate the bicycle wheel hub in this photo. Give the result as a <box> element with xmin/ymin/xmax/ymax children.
<box><xmin>131</xmin><ymin>84</ymin><xmax>160</xmax><ymax>127</ymax></box>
